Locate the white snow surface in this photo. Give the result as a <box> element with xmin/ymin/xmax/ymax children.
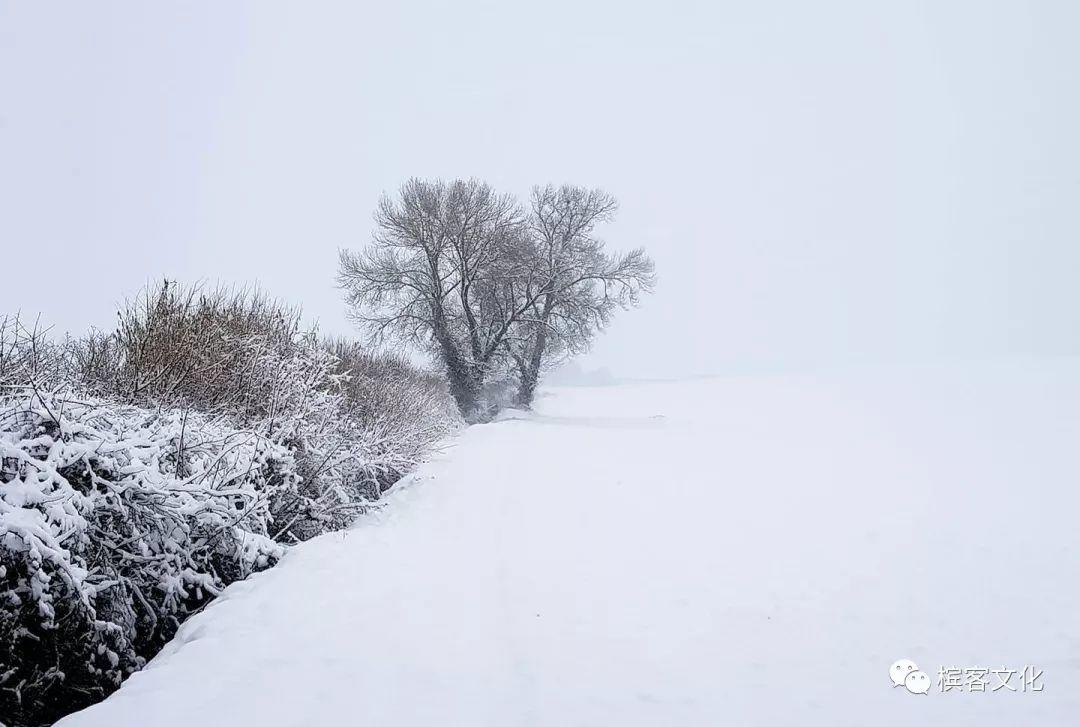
<box><xmin>59</xmin><ymin>361</ymin><xmax>1080</xmax><ymax>726</ymax></box>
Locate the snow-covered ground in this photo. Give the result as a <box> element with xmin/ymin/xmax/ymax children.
<box><xmin>58</xmin><ymin>361</ymin><xmax>1080</xmax><ymax>726</ymax></box>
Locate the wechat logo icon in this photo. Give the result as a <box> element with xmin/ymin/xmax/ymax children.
<box><xmin>891</xmin><ymin>659</ymin><xmax>931</xmax><ymax>695</ymax></box>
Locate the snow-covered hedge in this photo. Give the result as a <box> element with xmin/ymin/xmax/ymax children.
<box><xmin>0</xmin><ymin>391</ymin><xmax>298</xmax><ymax>724</ymax></box>
<box><xmin>0</xmin><ymin>287</ymin><xmax>460</xmax><ymax>726</ymax></box>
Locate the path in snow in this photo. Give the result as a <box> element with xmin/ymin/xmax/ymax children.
<box><xmin>60</xmin><ymin>361</ymin><xmax>1080</xmax><ymax>726</ymax></box>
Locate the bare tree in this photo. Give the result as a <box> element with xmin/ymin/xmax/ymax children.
<box><xmin>339</xmin><ymin>179</ymin><xmax>655</xmax><ymax>415</ymax></box>
<box><xmin>338</xmin><ymin>178</ymin><xmax>539</xmax><ymax>418</ymax></box>
<box><xmin>505</xmin><ymin>185</ymin><xmax>655</xmax><ymax>406</ymax></box>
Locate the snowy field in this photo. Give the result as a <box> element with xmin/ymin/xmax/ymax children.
<box><xmin>58</xmin><ymin>361</ymin><xmax>1080</xmax><ymax>726</ymax></box>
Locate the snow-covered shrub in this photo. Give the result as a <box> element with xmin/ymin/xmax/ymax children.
<box><xmin>325</xmin><ymin>340</ymin><xmax>460</xmax><ymax>486</ymax></box>
<box><xmin>0</xmin><ymin>390</ymin><xmax>295</xmax><ymax>725</ymax></box>
<box><xmin>61</xmin><ymin>283</ymin><xmax>461</xmax><ymax>539</ymax></box>
<box><xmin>0</xmin><ymin>285</ymin><xmax>460</xmax><ymax>725</ymax></box>
<box><xmin>0</xmin><ymin>316</ymin><xmax>68</xmax><ymax>395</ymax></box>
<box><xmin>75</xmin><ymin>282</ymin><xmax>303</xmax><ymax>417</ymax></box>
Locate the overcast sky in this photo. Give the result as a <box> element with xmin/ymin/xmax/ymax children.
<box><xmin>1</xmin><ymin>1</ymin><xmax>1077</xmax><ymax>377</ymax></box>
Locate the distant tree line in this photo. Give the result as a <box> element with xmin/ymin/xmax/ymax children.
<box><xmin>338</xmin><ymin>179</ymin><xmax>655</xmax><ymax>419</ymax></box>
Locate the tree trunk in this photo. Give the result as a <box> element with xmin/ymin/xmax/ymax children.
<box><xmin>445</xmin><ymin>360</ymin><xmax>483</xmax><ymax>419</ymax></box>
<box><xmin>433</xmin><ymin>314</ymin><xmax>483</xmax><ymax>419</ymax></box>
<box><xmin>514</xmin><ymin>298</ymin><xmax>552</xmax><ymax>408</ymax></box>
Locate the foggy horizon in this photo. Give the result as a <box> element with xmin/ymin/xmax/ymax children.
<box><xmin>3</xmin><ymin>1</ymin><xmax>1078</xmax><ymax>378</ymax></box>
